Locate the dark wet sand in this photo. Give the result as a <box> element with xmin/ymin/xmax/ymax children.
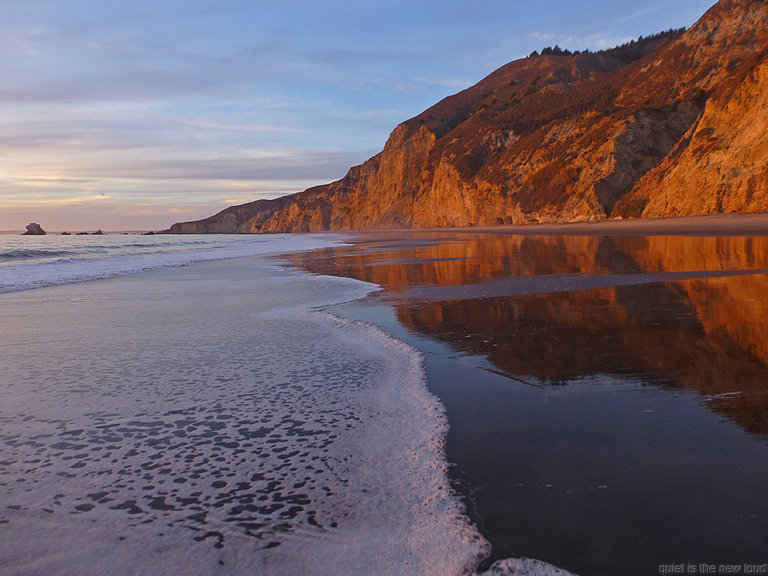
<box><xmin>285</xmin><ymin>217</ymin><xmax>768</xmax><ymax>576</ymax></box>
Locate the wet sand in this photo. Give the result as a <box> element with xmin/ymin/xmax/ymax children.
<box><xmin>286</xmin><ymin>218</ymin><xmax>768</xmax><ymax>576</ymax></box>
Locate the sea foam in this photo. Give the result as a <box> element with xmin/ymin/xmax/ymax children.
<box><xmin>0</xmin><ymin>256</ymin><xmax>489</xmax><ymax>575</ymax></box>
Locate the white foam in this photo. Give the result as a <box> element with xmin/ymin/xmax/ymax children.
<box><xmin>481</xmin><ymin>558</ymin><xmax>578</xmax><ymax>576</ymax></box>
<box><xmin>0</xmin><ymin>257</ymin><xmax>488</xmax><ymax>575</ymax></box>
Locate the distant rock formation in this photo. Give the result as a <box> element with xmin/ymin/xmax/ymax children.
<box><xmin>170</xmin><ymin>0</ymin><xmax>768</xmax><ymax>234</ymax></box>
<box><xmin>21</xmin><ymin>223</ymin><xmax>46</xmax><ymax>235</ymax></box>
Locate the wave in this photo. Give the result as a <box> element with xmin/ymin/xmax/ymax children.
<box><xmin>0</xmin><ymin>248</ymin><xmax>72</xmax><ymax>261</ymax></box>
<box><xmin>0</xmin><ymin>234</ymin><xmax>349</xmax><ymax>294</ymax></box>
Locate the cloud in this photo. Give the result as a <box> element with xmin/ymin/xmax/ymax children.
<box><xmin>0</xmin><ymin>171</ymin><xmax>332</xmax><ymax>230</ymax></box>
<box><xmin>77</xmin><ymin>151</ymin><xmax>367</xmax><ymax>182</ymax></box>
<box><xmin>50</xmin><ymin>194</ymin><xmax>112</xmax><ymax>205</ymax></box>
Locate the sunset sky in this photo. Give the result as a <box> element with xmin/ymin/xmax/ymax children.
<box><xmin>1</xmin><ymin>0</ymin><xmax>715</xmax><ymax>231</ymax></box>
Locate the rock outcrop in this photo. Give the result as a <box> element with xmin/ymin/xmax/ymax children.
<box><xmin>170</xmin><ymin>0</ymin><xmax>768</xmax><ymax>234</ymax></box>
<box><xmin>21</xmin><ymin>223</ymin><xmax>46</xmax><ymax>235</ymax></box>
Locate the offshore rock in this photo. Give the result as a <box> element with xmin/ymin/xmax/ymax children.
<box><xmin>21</xmin><ymin>223</ymin><xmax>46</xmax><ymax>235</ymax></box>
<box><xmin>171</xmin><ymin>0</ymin><xmax>768</xmax><ymax>234</ymax></box>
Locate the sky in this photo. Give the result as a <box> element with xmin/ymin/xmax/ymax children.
<box><xmin>1</xmin><ymin>0</ymin><xmax>716</xmax><ymax>232</ymax></box>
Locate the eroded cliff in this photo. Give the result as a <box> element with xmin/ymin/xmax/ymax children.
<box><xmin>170</xmin><ymin>0</ymin><xmax>768</xmax><ymax>234</ymax></box>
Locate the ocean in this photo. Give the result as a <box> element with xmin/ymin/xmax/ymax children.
<box><xmin>0</xmin><ymin>233</ymin><xmax>347</xmax><ymax>294</ymax></box>
<box><xmin>0</xmin><ymin>233</ymin><xmax>568</xmax><ymax>576</ymax></box>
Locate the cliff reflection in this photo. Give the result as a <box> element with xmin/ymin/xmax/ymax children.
<box><xmin>291</xmin><ymin>233</ymin><xmax>768</xmax><ymax>291</ymax></box>
<box><xmin>289</xmin><ymin>232</ymin><xmax>768</xmax><ymax>434</ymax></box>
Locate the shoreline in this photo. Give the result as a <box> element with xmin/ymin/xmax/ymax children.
<box><xmin>323</xmin><ymin>295</ymin><xmax>589</xmax><ymax>574</ymax></box>
<box><xmin>6</xmin><ymin>226</ymin><xmax>768</xmax><ymax>575</ymax></box>
<box><xmin>0</xmin><ymin>255</ymin><xmax>489</xmax><ymax>576</ymax></box>
<box><xmin>284</xmin><ymin>228</ymin><xmax>768</xmax><ymax>576</ymax></box>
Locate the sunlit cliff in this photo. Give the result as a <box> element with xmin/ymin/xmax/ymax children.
<box><xmin>171</xmin><ymin>0</ymin><xmax>768</xmax><ymax>233</ymax></box>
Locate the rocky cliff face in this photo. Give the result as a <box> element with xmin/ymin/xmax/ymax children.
<box><xmin>170</xmin><ymin>0</ymin><xmax>768</xmax><ymax>234</ymax></box>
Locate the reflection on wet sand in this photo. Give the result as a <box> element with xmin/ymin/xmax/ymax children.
<box><xmin>291</xmin><ymin>233</ymin><xmax>768</xmax><ymax>290</ymax></box>
<box><xmin>403</xmin><ymin>280</ymin><xmax>768</xmax><ymax>434</ymax></box>
<box><xmin>289</xmin><ymin>230</ymin><xmax>768</xmax><ymax>575</ymax></box>
<box><xmin>290</xmin><ymin>232</ymin><xmax>768</xmax><ymax>435</ymax></box>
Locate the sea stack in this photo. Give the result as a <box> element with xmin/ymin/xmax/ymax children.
<box><xmin>21</xmin><ymin>223</ymin><xmax>46</xmax><ymax>235</ymax></box>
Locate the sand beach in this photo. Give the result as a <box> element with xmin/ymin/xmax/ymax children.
<box><xmin>3</xmin><ymin>213</ymin><xmax>768</xmax><ymax>575</ymax></box>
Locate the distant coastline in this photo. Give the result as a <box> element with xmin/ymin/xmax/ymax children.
<box><xmin>4</xmin><ymin>230</ymin><xmax>157</xmax><ymax>236</ymax></box>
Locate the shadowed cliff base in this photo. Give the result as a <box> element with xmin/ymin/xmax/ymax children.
<box><xmin>170</xmin><ymin>0</ymin><xmax>768</xmax><ymax>234</ymax></box>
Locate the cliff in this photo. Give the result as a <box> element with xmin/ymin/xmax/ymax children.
<box><xmin>170</xmin><ymin>0</ymin><xmax>768</xmax><ymax>234</ymax></box>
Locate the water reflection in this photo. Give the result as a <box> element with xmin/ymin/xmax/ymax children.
<box><xmin>291</xmin><ymin>233</ymin><xmax>768</xmax><ymax>292</ymax></box>
<box><xmin>289</xmin><ymin>232</ymin><xmax>768</xmax><ymax>435</ymax></box>
<box><xmin>288</xmin><ymin>230</ymin><xmax>768</xmax><ymax>575</ymax></box>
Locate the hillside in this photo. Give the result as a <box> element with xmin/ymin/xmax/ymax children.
<box><xmin>169</xmin><ymin>0</ymin><xmax>768</xmax><ymax>234</ymax></box>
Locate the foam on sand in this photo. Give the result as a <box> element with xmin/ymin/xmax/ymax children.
<box><xmin>0</xmin><ymin>257</ymin><xmax>490</xmax><ymax>575</ymax></box>
<box><xmin>482</xmin><ymin>558</ymin><xmax>578</xmax><ymax>576</ymax></box>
